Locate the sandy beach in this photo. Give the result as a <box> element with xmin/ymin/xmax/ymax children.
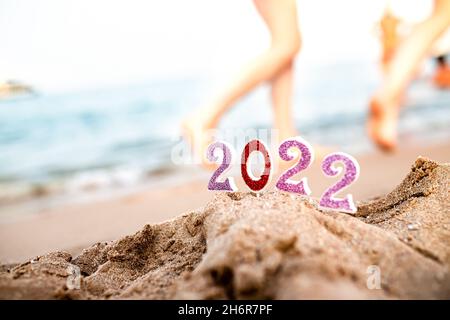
<box><xmin>0</xmin><ymin>147</ymin><xmax>449</xmax><ymax>299</ymax></box>
<box><xmin>2</xmin><ymin>0</ymin><xmax>450</xmax><ymax>302</ymax></box>
<box><xmin>0</xmin><ymin>141</ymin><xmax>449</xmax><ymax>265</ymax></box>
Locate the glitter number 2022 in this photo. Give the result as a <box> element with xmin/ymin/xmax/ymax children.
<box><xmin>206</xmin><ymin>138</ymin><xmax>359</xmax><ymax>213</ymax></box>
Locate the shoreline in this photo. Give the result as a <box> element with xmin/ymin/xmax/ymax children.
<box><xmin>0</xmin><ymin>141</ymin><xmax>449</xmax><ymax>263</ymax></box>
<box><xmin>0</xmin><ymin>165</ymin><xmax>208</xmax><ymax>222</ymax></box>
<box><xmin>1</xmin><ymin>156</ymin><xmax>448</xmax><ymax>299</ymax></box>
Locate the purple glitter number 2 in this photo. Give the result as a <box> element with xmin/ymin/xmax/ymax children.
<box><xmin>319</xmin><ymin>152</ymin><xmax>360</xmax><ymax>213</ymax></box>
<box><xmin>207</xmin><ymin>141</ymin><xmax>237</xmax><ymax>191</ymax></box>
<box><xmin>276</xmin><ymin>137</ymin><xmax>314</xmax><ymax>195</ymax></box>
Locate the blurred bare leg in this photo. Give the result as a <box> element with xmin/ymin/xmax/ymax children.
<box><xmin>379</xmin><ymin>6</ymin><xmax>401</xmax><ymax>73</ymax></box>
<box><xmin>271</xmin><ymin>61</ymin><xmax>297</xmax><ymax>142</ymax></box>
<box><xmin>183</xmin><ymin>0</ymin><xmax>300</xmax><ymax>164</ymax></box>
<box><xmin>369</xmin><ymin>0</ymin><xmax>450</xmax><ymax>151</ymax></box>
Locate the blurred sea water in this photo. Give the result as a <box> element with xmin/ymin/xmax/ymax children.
<box><xmin>0</xmin><ymin>59</ymin><xmax>449</xmax><ymax>209</ymax></box>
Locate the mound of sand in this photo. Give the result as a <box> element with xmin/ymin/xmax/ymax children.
<box><xmin>0</xmin><ymin>157</ymin><xmax>449</xmax><ymax>299</ymax></box>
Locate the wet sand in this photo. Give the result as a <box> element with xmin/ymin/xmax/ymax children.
<box><xmin>0</xmin><ymin>155</ymin><xmax>448</xmax><ymax>299</ymax></box>
<box><xmin>0</xmin><ymin>142</ymin><xmax>449</xmax><ymax>265</ymax></box>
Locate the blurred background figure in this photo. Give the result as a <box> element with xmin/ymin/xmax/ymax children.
<box><xmin>433</xmin><ymin>55</ymin><xmax>450</xmax><ymax>87</ymax></box>
<box><xmin>183</xmin><ymin>0</ymin><xmax>301</xmax><ymax>165</ymax></box>
<box><xmin>370</xmin><ymin>0</ymin><xmax>450</xmax><ymax>151</ymax></box>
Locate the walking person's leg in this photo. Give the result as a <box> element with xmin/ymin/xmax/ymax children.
<box><xmin>368</xmin><ymin>0</ymin><xmax>450</xmax><ymax>150</ymax></box>
<box><xmin>183</xmin><ymin>0</ymin><xmax>301</xmax><ymax>164</ymax></box>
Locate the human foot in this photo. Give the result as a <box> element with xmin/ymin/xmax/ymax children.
<box><xmin>182</xmin><ymin>117</ymin><xmax>216</xmax><ymax>170</ymax></box>
<box><xmin>367</xmin><ymin>97</ymin><xmax>399</xmax><ymax>151</ymax></box>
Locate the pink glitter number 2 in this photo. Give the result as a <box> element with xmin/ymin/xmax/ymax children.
<box><xmin>319</xmin><ymin>152</ymin><xmax>360</xmax><ymax>213</ymax></box>
<box><xmin>275</xmin><ymin>137</ymin><xmax>314</xmax><ymax>195</ymax></box>
<box><xmin>207</xmin><ymin>141</ymin><xmax>237</xmax><ymax>191</ymax></box>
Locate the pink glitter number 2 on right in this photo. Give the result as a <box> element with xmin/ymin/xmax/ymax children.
<box><xmin>319</xmin><ymin>152</ymin><xmax>360</xmax><ymax>213</ymax></box>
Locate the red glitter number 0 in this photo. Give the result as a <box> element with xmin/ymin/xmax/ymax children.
<box><xmin>240</xmin><ymin>139</ymin><xmax>272</xmax><ymax>191</ymax></box>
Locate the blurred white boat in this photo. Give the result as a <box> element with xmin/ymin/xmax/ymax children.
<box><xmin>0</xmin><ymin>80</ymin><xmax>33</xmax><ymax>99</ymax></box>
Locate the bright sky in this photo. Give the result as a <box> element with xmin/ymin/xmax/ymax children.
<box><xmin>0</xmin><ymin>0</ymin><xmax>433</xmax><ymax>93</ymax></box>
